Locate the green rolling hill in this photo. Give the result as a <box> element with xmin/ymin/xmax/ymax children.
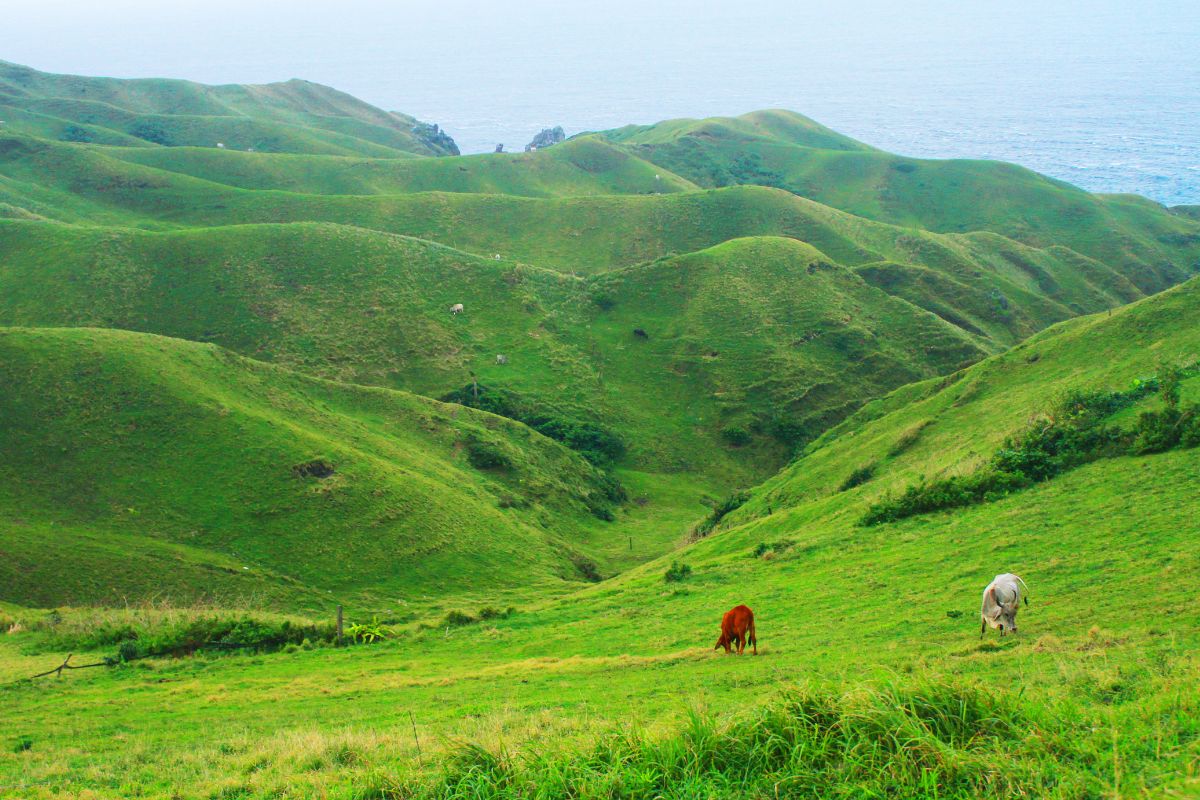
<box><xmin>3</xmin><ymin>274</ymin><xmax>1198</xmax><ymax>798</ymax></box>
<box><xmin>105</xmin><ymin>135</ymin><xmax>698</xmax><ymax>197</ymax></box>
<box><xmin>0</xmin><ymin>222</ymin><xmax>987</xmax><ymax>487</ymax></box>
<box><xmin>599</xmin><ymin>110</ymin><xmax>1200</xmax><ymax>291</ymax></box>
<box><xmin>0</xmin><ymin>59</ymin><xmax>458</xmax><ymax>157</ymax></box>
<box><xmin>1</xmin><ymin>61</ymin><xmax>1198</xmax><ymax>622</ymax></box>
<box><xmin>0</xmin><ymin>327</ymin><xmax>635</xmax><ymax>611</ymax></box>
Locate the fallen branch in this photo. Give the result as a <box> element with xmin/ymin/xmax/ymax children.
<box><xmin>26</xmin><ymin>654</ymin><xmax>110</xmax><ymax>681</ymax></box>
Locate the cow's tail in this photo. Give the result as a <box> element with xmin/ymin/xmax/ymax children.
<box><xmin>1014</xmin><ymin>574</ymin><xmax>1031</xmax><ymax>605</ymax></box>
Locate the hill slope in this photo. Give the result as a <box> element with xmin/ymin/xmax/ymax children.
<box><xmin>2</xmin><ymin>283</ymin><xmax>1198</xmax><ymax>799</ymax></box>
<box><xmin>105</xmin><ymin>135</ymin><xmax>698</xmax><ymax>197</ymax></box>
<box><xmin>0</xmin><ymin>223</ymin><xmax>990</xmax><ymax>485</ymax></box>
<box><xmin>600</xmin><ymin>110</ymin><xmax>1200</xmax><ymax>292</ymax></box>
<box><xmin>0</xmin><ymin>60</ymin><xmax>458</xmax><ymax>157</ymax></box>
<box><xmin>0</xmin><ymin>327</ymin><xmax>632</xmax><ymax>610</ymax></box>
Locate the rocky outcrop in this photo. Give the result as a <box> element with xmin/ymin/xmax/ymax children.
<box><xmin>410</xmin><ymin>121</ymin><xmax>460</xmax><ymax>156</ymax></box>
<box><xmin>525</xmin><ymin>126</ymin><xmax>565</xmax><ymax>152</ymax></box>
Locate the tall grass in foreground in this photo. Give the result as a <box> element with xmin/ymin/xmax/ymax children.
<box><xmin>359</xmin><ymin>681</ymin><xmax>1082</xmax><ymax>799</ymax></box>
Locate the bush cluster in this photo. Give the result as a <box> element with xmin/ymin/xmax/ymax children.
<box><xmin>443</xmin><ymin>384</ymin><xmax>626</xmax><ymax>467</ymax></box>
<box><xmin>465</xmin><ymin>437</ymin><xmax>512</xmax><ymax>470</ymax></box>
<box><xmin>863</xmin><ymin>369</ymin><xmax>1198</xmax><ymax>525</ymax></box>
<box><xmin>691</xmin><ymin>491</ymin><xmax>751</xmax><ymax>538</ymax></box>
<box><xmin>663</xmin><ymin>561</ymin><xmax>692</xmax><ymax>583</ymax></box>
<box><xmin>442</xmin><ymin>607</ymin><xmax>517</xmax><ymax>627</ymax></box>
<box><xmin>838</xmin><ymin>464</ymin><xmax>876</xmax><ymax>492</ymax></box>
<box><xmin>35</xmin><ymin>613</ymin><xmax>339</xmax><ymax>662</ymax></box>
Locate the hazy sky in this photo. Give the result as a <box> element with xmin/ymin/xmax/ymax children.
<box><xmin>3</xmin><ymin>0</ymin><xmax>1199</xmax><ymax>201</ymax></box>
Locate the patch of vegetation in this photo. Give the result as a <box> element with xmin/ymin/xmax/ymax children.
<box><xmin>691</xmin><ymin>491</ymin><xmax>751</xmax><ymax>538</ymax></box>
<box><xmin>663</xmin><ymin>561</ymin><xmax>692</xmax><ymax>583</ymax></box>
<box><xmin>442</xmin><ymin>607</ymin><xmax>518</xmax><ymax>628</ymax></box>
<box><xmin>571</xmin><ymin>555</ymin><xmax>603</xmax><ymax>583</ymax></box>
<box><xmin>719</xmin><ymin>425</ymin><xmax>752</xmax><ymax>447</ymax></box>
<box><xmin>465</xmin><ymin>436</ymin><xmax>512</xmax><ymax>470</ymax></box>
<box><xmin>374</xmin><ymin>683</ymin><xmax>1070</xmax><ymax>799</ymax></box>
<box><xmin>21</xmin><ymin>606</ymin><xmax>339</xmax><ymax>661</ymax></box>
<box><xmin>863</xmin><ymin>368</ymin><xmax>1198</xmax><ymax>525</ymax></box>
<box><xmin>345</xmin><ymin>616</ymin><xmax>388</xmax><ymax>644</ymax></box>
<box><xmin>887</xmin><ymin>419</ymin><xmax>932</xmax><ymax>457</ymax></box>
<box><xmin>752</xmin><ymin>539</ymin><xmax>795</xmax><ymax>559</ymax></box>
<box><xmin>443</xmin><ymin>384</ymin><xmax>626</xmax><ymax>468</ymax></box>
<box><xmin>837</xmin><ymin>463</ymin><xmax>876</xmax><ymax>492</ymax></box>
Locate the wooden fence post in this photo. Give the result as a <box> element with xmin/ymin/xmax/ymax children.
<box><xmin>336</xmin><ymin>605</ymin><xmax>344</xmax><ymax>646</ymax></box>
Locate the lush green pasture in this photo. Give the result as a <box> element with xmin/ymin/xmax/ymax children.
<box><xmin>4</xmin><ymin>287</ymin><xmax>1200</xmax><ymax>797</ymax></box>
<box><xmin>0</xmin><ymin>223</ymin><xmax>995</xmax><ymax>487</ymax></box>
<box><xmin>3</xmin><ymin>448</ymin><xmax>1198</xmax><ymax>798</ymax></box>
<box><xmin>0</xmin><ymin>328</ymin><xmax>641</xmax><ymax>609</ymax></box>
<box><xmin>3</xmin><ymin>62</ymin><xmax>1200</xmax><ymax>798</ymax></box>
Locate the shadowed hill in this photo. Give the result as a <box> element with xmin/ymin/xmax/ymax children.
<box><xmin>0</xmin><ymin>60</ymin><xmax>457</xmax><ymax>157</ymax></box>
<box><xmin>0</xmin><ymin>327</ymin><xmax>630</xmax><ymax>610</ymax></box>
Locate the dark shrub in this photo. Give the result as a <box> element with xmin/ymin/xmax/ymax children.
<box><xmin>466</xmin><ymin>437</ymin><xmax>512</xmax><ymax>470</ymax></box>
<box><xmin>692</xmin><ymin>491</ymin><xmax>751</xmax><ymax>538</ymax></box>
<box><xmin>129</xmin><ymin>120</ymin><xmax>172</xmax><ymax>145</ymax></box>
<box><xmin>442</xmin><ymin>384</ymin><xmax>626</xmax><ymax>467</ymax></box>
<box><xmin>664</xmin><ymin>561</ymin><xmax>692</xmax><ymax>583</ymax></box>
<box><xmin>571</xmin><ymin>555</ymin><xmax>602</xmax><ymax>583</ymax></box>
<box><xmin>721</xmin><ymin>426</ymin><xmax>752</xmax><ymax>447</ymax></box>
<box><xmin>444</xmin><ymin>611</ymin><xmax>475</xmax><ymax>627</ymax></box>
<box><xmin>60</xmin><ymin>124</ymin><xmax>94</xmax><ymax>143</ymax></box>
<box><xmin>838</xmin><ymin>464</ymin><xmax>876</xmax><ymax>492</ymax></box>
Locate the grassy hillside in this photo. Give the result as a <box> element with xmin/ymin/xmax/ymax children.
<box><xmin>0</xmin><ymin>60</ymin><xmax>458</xmax><ymax>157</ymax></box>
<box><xmin>2</xmin><ymin>131</ymin><xmax>1193</xmax><ymax>307</ymax></box>
<box><xmin>0</xmin><ymin>222</ymin><xmax>993</xmax><ymax>486</ymax></box>
<box><xmin>601</xmin><ymin>111</ymin><xmax>1200</xmax><ymax>292</ymax></box>
<box><xmin>2</xmin><ymin>282</ymin><xmax>1198</xmax><ymax>799</ymax></box>
<box><xmin>0</xmin><ymin>327</ymin><xmax>642</xmax><ymax>611</ymax></box>
<box><xmin>107</xmin><ymin>135</ymin><xmax>697</xmax><ymax>197</ymax></box>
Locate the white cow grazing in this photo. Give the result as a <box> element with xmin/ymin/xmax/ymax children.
<box><xmin>981</xmin><ymin>573</ymin><xmax>1029</xmax><ymax>638</ymax></box>
<box><xmin>449</xmin><ymin>303</ymin><xmax>464</xmax><ymax>315</ymax></box>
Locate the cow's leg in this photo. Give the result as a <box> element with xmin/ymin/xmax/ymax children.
<box><xmin>980</xmin><ymin>619</ymin><xmax>986</xmax><ymax>640</ymax></box>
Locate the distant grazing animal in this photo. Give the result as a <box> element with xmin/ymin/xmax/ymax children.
<box><xmin>449</xmin><ymin>303</ymin><xmax>464</xmax><ymax>315</ymax></box>
<box><xmin>496</xmin><ymin>354</ymin><xmax>508</xmax><ymax>365</ymax></box>
<box><xmin>633</xmin><ymin>328</ymin><xmax>649</xmax><ymax>339</ymax></box>
<box><xmin>715</xmin><ymin>605</ymin><xmax>757</xmax><ymax>655</ymax></box>
<box><xmin>980</xmin><ymin>573</ymin><xmax>1029</xmax><ymax>638</ymax></box>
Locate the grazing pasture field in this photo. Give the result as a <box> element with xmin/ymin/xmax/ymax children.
<box><xmin>2</xmin><ymin>61</ymin><xmax>1199</xmax><ymax>798</ymax></box>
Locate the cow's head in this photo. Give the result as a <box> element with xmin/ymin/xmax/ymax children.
<box><xmin>714</xmin><ymin>633</ymin><xmax>730</xmax><ymax>653</ymax></box>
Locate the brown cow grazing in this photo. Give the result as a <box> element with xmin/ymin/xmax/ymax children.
<box><xmin>715</xmin><ymin>605</ymin><xmax>757</xmax><ymax>655</ymax></box>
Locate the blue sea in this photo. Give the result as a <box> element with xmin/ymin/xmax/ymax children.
<box><xmin>5</xmin><ymin>0</ymin><xmax>1198</xmax><ymax>205</ymax></box>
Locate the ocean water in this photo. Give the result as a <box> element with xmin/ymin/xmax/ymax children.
<box><xmin>5</xmin><ymin>0</ymin><xmax>1199</xmax><ymax>204</ymax></box>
